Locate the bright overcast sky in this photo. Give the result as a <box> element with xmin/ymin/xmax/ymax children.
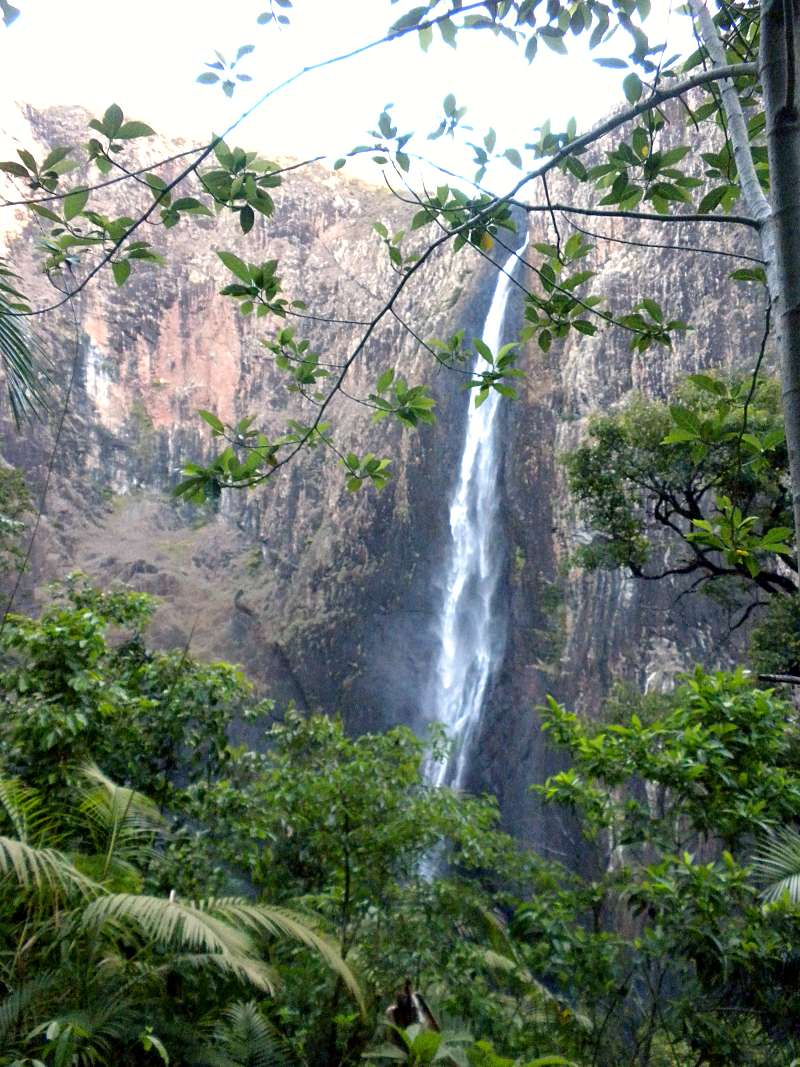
<box><xmin>3</xmin><ymin>1</ymin><xmax>694</xmax><ymax>188</ymax></box>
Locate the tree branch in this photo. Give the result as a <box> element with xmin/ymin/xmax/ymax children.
<box><xmin>504</xmin><ymin>62</ymin><xmax>758</xmax><ymax>208</ymax></box>
<box><xmin>5</xmin><ymin>2</ymin><xmax>488</xmax><ymax>319</ymax></box>
<box><xmin>515</xmin><ymin>200</ymin><xmax>760</xmax><ymax>229</ymax></box>
<box><xmin>561</xmin><ymin>213</ymin><xmax>766</xmax><ymax>263</ymax></box>
<box><xmin>757</xmin><ymin>673</ymin><xmax>800</xmax><ymax>685</ymax></box>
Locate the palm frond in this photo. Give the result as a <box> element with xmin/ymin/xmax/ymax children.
<box><xmin>79</xmin><ymin>763</ymin><xmax>163</xmax><ymax>826</ymax></box>
<box><xmin>26</xmin><ymin>1004</ymin><xmax>138</xmax><ymax>1064</ymax></box>
<box><xmin>80</xmin><ymin>893</ymin><xmax>277</xmax><ymax>992</ymax></box>
<box><xmin>76</xmin><ymin>763</ymin><xmax>163</xmax><ymax>874</ymax></box>
<box><xmin>0</xmin><ymin>776</ymin><xmax>56</xmax><ymax>845</ymax></box>
<box><xmin>206</xmin><ymin>898</ymin><xmax>365</xmax><ymax>1013</ymax></box>
<box><xmin>169</xmin><ymin>952</ymin><xmax>280</xmax><ymax>990</ymax></box>
<box><xmin>477</xmin><ymin>947</ymin><xmax>592</xmax><ymax>1032</ymax></box>
<box><xmin>0</xmin><ymin>834</ymin><xmax>97</xmax><ymax>896</ymax></box>
<box><xmin>0</xmin><ymin>974</ymin><xmax>56</xmax><ymax>1042</ymax></box>
<box><xmin>752</xmin><ymin>824</ymin><xmax>800</xmax><ymax>902</ymax></box>
<box><xmin>0</xmin><ymin>292</ymin><xmax>50</xmax><ymax>427</ymax></box>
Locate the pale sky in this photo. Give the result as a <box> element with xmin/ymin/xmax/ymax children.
<box><xmin>3</xmin><ymin>1</ymin><xmax>694</xmax><ymax>188</ymax></box>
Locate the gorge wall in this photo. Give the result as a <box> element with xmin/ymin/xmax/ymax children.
<box><xmin>0</xmin><ymin>103</ymin><xmax>765</xmax><ymax>846</ymax></box>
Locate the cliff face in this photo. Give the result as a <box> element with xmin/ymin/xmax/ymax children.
<box><xmin>1</xmin><ymin>104</ymin><xmax>765</xmax><ymax>842</ymax></box>
<box><xmin>473</xmin><ymin>192</ymin><xmax>765</xmax><ymax>849</ymax></box>
<box><xmin>1</xmin><ymin>103</ymin><xmax>498</xmax><ymax>732</ymax></box>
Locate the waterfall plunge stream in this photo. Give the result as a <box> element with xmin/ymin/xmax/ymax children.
<box><xmin>427</xmin><ymin>239</ymin><xmax>526</xmax><ymax>790</ymax></box>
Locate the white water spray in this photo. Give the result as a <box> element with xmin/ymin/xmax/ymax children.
<box><xmin>427</xmin><ymin>239</ymin><xmax>526</xmax><ymax>790</ymax></box>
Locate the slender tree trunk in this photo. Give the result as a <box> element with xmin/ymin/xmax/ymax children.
<box><xmin>696</xmin><ymin>1</ymin><xmax>800</xmax><ymax>575</ymax></box>
<box><xmin>761</xmin><ymin>0</ymin><xmax>800</xmax><ymax>565</ymax></box>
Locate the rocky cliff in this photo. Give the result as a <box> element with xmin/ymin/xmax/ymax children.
<box><xmin>0</xmin><ymin>103</ymin><xmax>765</xmax><ymax>845</ymax></box>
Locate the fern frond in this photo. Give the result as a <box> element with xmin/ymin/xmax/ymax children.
<box><xmin>196</xmin><ymin>1000</ymin><xmax>301</xmax><ymax>1067</ymax></box>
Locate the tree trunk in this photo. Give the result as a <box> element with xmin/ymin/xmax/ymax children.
<box><xmin>761</xmin><ymin>0</ymin><xmax>800</xmax><ymax>569</ymax></box>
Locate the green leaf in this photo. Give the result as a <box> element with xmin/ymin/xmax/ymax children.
<box><xmin>197</xmin><ymin>72</ymin><xmax>220</xmax><ymax>85</ymax></box>
<box><xmin>729</xmin><ymin>267</ymin><xmax>767</xmax><ymax>284</ymax></box>
<box><xmin>116</xmin><ymin>121</ymin><xmax>155</xmax><ymax>140</ymax></box>
<box><xmin>102</xmin><ymin>103</ymin><xmax>124</xmax><ymax>136</ymax></box>
<box><xmin>41</xmin><ymin>146</ymin><xmax>72</xmax><ymax>171</ymax></box>
<box><xmin>390</xmin><ymin>6</ymin><xmax>428</xmax><ymax>33</ymax></box>
<box><xmin>63</xmin><ymin>188</ymin><xmax>89</xmax><ymax>221</ymax></box>
<box><xmin>639</xmin><ymin>298</ymin><xmax>662</xmax><ymax>322</ymax></box>
<box><xmin>687</xmin><ymin>373</ymin><xmax>726</xmax><ymax>396</ymax></box>
<box><xmin>438</xmin><ymin>16</ymin><xmax>457</xmax><ymax>47</ymax></box>
<box><xmin>539</xmin><ymin>27</ymin><xmax>567</xmax><ymax>54</ymax></box>
<box><xmin>662</xmin><ymin>427</ymin><xmax>700</xmax><ymax>444</ymax></box>
<box><xmin>697</xmin><ymin>185</ymin><xmax>731</xmax><ymax>214</ymax></box>
<box><xmin>376</xmin><ymin>368</ymin><xmax>394</xmax><ymax>392</ymax></box>
<box><xmin>669</xmin><ymin>405</ymin><xmax>701</xmax><ymax>433</ymax></box>
<box><xmin>171</xmin><ymin>197</ymin><xmax>211</xmax><ymax>215</ymax></box>
<box><xmin>198</xmin><ymin>409</ymin><xmax>225</xmax><ymax>433</ymax></box>
<box><xmin>473</xmin><ymin>338</ymin><xmax>492</xmax><ymax>363</ymax></box>
<box><xmin>17</xmin><ymin>149</ymin><xmax>37</xmax><ymax>173</ymax></box>
<box><xmin>217</xmin><ymin>250</ymin><xmax>252</xmax><ymax>283</ymax></box>
<box><xmin>504</xmin><ymin>148</ymin><xmax>522</xmax><ymax>169</ymax></box>
<box><xmin>760</xmin><ymin>526</ymin><xmax>793</xmax><ymax>544</ymax></box>
<box><xmin>623</xmin><ymin>72</ymin><xmax>643</xmax><ymax>104</ymax></box>
<box><xmin>0</xmin><ymin>161</ymin><xmax>29</xmax><ymax>177</ymax></box>
<box><xmin>112</xmin><ymin>260</ymin><xmax>131</xmax><ymax>287</ymax></box>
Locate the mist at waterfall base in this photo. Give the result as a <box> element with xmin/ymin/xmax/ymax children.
<box><xmin>424</xmin><ymin>239</ymin><xmax>527</xmax><ymax>792</ymax></box>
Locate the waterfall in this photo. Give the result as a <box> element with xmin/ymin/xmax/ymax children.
<box><xmin>426</xmin><ymin>238</ymin><xmax>526</xmax><ymax>790</ymax></box>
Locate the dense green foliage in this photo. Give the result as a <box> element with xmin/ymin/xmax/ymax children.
<box><xmin>0</xmin><ymin>465</ymin><xmax>29</xmax><ymax>578</ymax></box>
<box><xmin>0</xmin><ymin>575</ymin><xmax>256</xmax><ymax>795</ymax></box>
<box><xmin>522</xmin><ymin>669</ymin><xmax>800</xmax><ymax>1065</ymax></box>
<box><xmin>0</xmin><ymin>582</ymin><xmax>364</xmax><ymax>1065</ymax></box>
<box><xmin>0</xmin><ymin>582</ymin><xmax>564</xmax><ymax>1065</ymax></box>
<box><xmin>566</xmin><ymin>372</ymin><xmax>800</xmax><ymax>672</ymax></box>
<box><xmin>3</xmin><ymin>581</ymin><xmax>800</xmax><ymax>1064</ymax></box>
<box><xmin>178</xmin><ymin>711</ymin><xmax>540</xmax><ymax>1063</ymax></box>
<box><xmin>565</xmin><ymin>374</ymin><xmax>792</xmax><ymax>595</ymax></box>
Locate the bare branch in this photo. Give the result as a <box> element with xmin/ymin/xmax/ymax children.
<box><xmin>514</xmin><ymin>200</ymin><xmax>760</xmax><ymax>229</ymax></box>
<box><xmin>561</xmin><ymin>213</ymin><xmax>766</xmax><ymax>263</ymax></box>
